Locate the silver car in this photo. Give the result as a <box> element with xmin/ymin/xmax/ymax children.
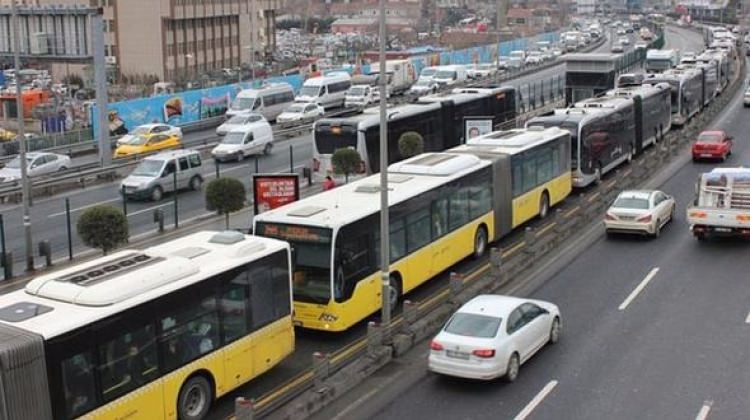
<box><xmin>120</xmin><ymin>149</ymin><xmax>203</xmax><ymax>201</ymax></box>
<box><xmin>0</xmin><ymin>152</ymin><xmax>71</xmax><ymax>183</ymax></box>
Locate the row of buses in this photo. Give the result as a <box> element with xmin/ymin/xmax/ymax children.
<box><xmin>0</xmin><ymin>47</ymin><xmax>735</xmax><ymax>420</ymax></box>
<box><xmin>311</xmin><ymin>85</ymin><xmax>518</xmax><ymax>179</ymax></box>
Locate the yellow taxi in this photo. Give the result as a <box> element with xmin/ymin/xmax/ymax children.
<box><xmin>0</xmin><ymin>128</ymin><xmax>16</xmax><ymax>142</ymax></box>
<box><xmin>113</xmin><ymin>133</ymin><xmax>182</xmax><ymax>158</ymax></box>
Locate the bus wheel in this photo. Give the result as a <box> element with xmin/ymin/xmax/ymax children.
<box><xmin>178</xmin><ymin>375</ymin><xmax>212</xmax><ymax>420</ymax></box>
<box><xmin>538</xmin><ymin>192</ymin><xmax>550</xmax><ymax>219</ymax></box>
<box><xmin>473</xmin><ymin>226</ymin><xmax>488</xmax><ymax>259</ymax></box>
<box><xmin>387</xmin><ymin>274</ymin><xmax>402</xmax><ymax>310</ymax></box>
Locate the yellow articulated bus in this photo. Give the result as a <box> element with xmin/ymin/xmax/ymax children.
<box><xmin>252</xmin><ymin>126</ymin><xmax>570</xmax><ymax>332</ymax></box>
<box><xmin>0</xmin><ymin>231</ymin><xmax>293</xmax><ymax>420</ymax></box>
<box><xmin>451</xmin><ymin>126</ymin><xmax>572</xmax><ymax>240</ymax></box>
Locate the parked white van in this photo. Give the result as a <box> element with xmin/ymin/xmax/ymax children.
<box><xmin>120</xmin><ymin>149</ymin><xmax>203</xmax><ymax>201</ymax></box>
<box><xmin>211</xmin><ymin>118</ymin><xmax>274</xmax><ymax>161</ymax></box>
<box><xmin>432</xmin><ymin>65</ymin><xmax>468</xmax><ymax>87</ymax></box>
<box><xmin>226</xmin><ymin>83</ymin><xmax>295</xmax><ymax>121</ymax></box>
<box><xmin>295</xmin><ymin>73</ymin><xmax>352</xmax><ymax>109</ymax></box>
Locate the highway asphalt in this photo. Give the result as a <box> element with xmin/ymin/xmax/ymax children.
<box><xmin>309</xmin><ymin>27</ymin><xmax>750</xmax><ymax>420</ymax></box>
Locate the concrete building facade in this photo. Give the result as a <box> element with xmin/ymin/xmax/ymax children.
<box><xmin>1</xmin><ymin>0</ymin><xmax>283</xmax><ymax>83</ymax></box>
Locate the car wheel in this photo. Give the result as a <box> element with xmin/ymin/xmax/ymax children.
<box><xmin>669</xmin><ymin>205</ymin><xmax>675</xmax><ymax>223</ymax></box>
<box><xmin>58</xmin><ymin>166</ymin><xmax>68</xmax><ymax>172</ymax></box>
<box><xmin>150</xmin><ymin>186</ymin><xmax>163</xmax><ymax>202</ymax></box>
<box><xmin>549</xmin><ymin>316</ymin><xmax>561</xmax><ymax>344</ymax></box>
<box><xmin>472</xmin><ymin>226</ymin><xmax>488</xmax><ymax>259</ymax></box>
<box><xmin>177</xmin><ymin>375</ymin><xmax>212</xmax><ymax>420</ymax></box>
<box><xmin>236</xmin><ymin>152</ymin><xmax>244</xmax><ymax>162</ymax></box>
<box><xmin>263</xmin><ymin>143</ymin><xmax>273</xmax><ymax>155</ymax></box>
<box><xmin>539</xmin><ymin>192</ymin><xmax>550</xmax><ymax>219</ymax></box>
<box><xmin>505</xmin><ymin>353</ymin><xmax>520</xmax><ymax>383</ymax></box>
<box><xmin>190</xmin><ymin>176</ymin><xmax>202</xmax><ymax>191</ymax></box>
<box><xmin>653</xmin><ymin>219</ymin><xmax>661</xmax><ymax>238</ymax></box>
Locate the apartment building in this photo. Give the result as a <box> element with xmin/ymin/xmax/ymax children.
<box><xmin>2</xmin><ymin>0</ymin><xmax>282</xmax><ymax>83</ymax></box>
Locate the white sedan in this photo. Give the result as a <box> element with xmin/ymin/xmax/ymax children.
<box><xmin>116</xmin><ymin>123</ymin><xmax>182</xmax><ymax>146</ymax></box>
<box><xmin>276</xmin><ymin>103</ymin><xmax>325</xmax><ymax>125</ymax></box>
<box><xmin>216</xmin><ymin>113</ymin><xmax>267</xmax><ymax>136</ymax></box>
<box><xmin>0</xmin><ymin>152</ymin><xmax>71</xmax><ymax>183</ymax></box>
<box><xmin>428</xmin><ymin>295</ymin><xmax>561</xmax><ymax>381</ymax></box>
<box><xmin>605</xmin><ymin>190</ymin><xmax>676</xmax><ymax>237</ymax></box>
<box><xmin>619</xmin><ymin>36</ymin><xmax>631</xmax><ymax>45</ymax></box>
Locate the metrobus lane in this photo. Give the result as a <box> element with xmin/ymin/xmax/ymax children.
<box><xmin>205</xmin><ymin>127</ymin><xmax>607</xmax><ymax>418</ymax></box>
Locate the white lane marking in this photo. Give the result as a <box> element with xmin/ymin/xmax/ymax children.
<box><xmin>695</xmin><ymin>400</ymin><xmax>712</xmax><ymax>420</ymax></box>
<box><xmin>745</xmin><ymin>311</ymin><xmax>750</xmax><ymax>324</ymax></box>
<box><xmin>47</xmin><ymin>197</ymin><xmax>121</xmax><ymax>218</ymax></box>
<box><xmin>619</xmin><ymin>267</ymin><xmax>660</xmax><ymax>311</ymax></box>
<box><xmin>514</xmin><ymin>380</ymin><xmax>558</xmax><ymax>420</ymax></box>
<box><xmin>126</xmin><ymin>202</ymin><xmax>172</xmax><ymax>218</ymax></box>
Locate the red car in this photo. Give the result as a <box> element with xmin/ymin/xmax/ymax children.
<box><xmin>692</xmin><ymin>130</ymin><xmax>733</xmax><ymax>162</ymax></box>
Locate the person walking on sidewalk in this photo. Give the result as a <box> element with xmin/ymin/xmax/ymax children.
<box><xmin>323</xmin><ymin>176</ymin><xmax>337</xmax><ymax>191</ymax></box>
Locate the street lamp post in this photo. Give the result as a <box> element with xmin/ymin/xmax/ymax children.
<box><xmin>378</xmin><ymin>0</ymin><xmax>391</xmax><ymax>330</ymax></box>
<box><xmin>11</xmin><ymin>0</ymin><xmax>34</xmax><ymax>272</ymax></box>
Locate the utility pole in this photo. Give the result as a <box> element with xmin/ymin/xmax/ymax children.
<box><xmin>11</xmin><ymin>0</ymin><xmax>34</xmax><ymax>272</ymax></box>
<box><xmin>250</xmin><ymin>0</ymin><xmax>257</xmax><ymax>86</ymax></box>
<box><xmin>378</xmin><ymin>0</ymin><xmax>391</xmax><ymax>329</ymax></box>
<box><xmin>92</xmin><ymin>12</ymin><xmax>111</xmax><ymax>166</ymax></box>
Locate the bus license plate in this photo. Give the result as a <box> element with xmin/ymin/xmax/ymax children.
<box><xmin>446</xmin><ymin>350</ymin><xmax>470</xmax><ymax>360</ymax></box>
<box><xmin>715</xmin><ymin>227</ymin><xmax>731</xmax><ymax>233</ymax></box>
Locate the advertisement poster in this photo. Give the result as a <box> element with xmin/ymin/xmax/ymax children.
<box><xmin>253</xmin><ymin>174</ymin><xmax>300</xmax><ymax>215</ymax></box>
<box><xmin>465</xmin><ymin>118</ymin><xmax>493</xmax><ymax>141</ymax></box>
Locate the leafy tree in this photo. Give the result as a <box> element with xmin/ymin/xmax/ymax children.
<box><xmin>398</xmin><ymin>131</ymin><xmax>424</xmax><ymax>158</ymax></box>
<box><xmin>205</xmin><ymin>177</ymin><xmax>246</xmax><ymax>229</ymax></box>
<box><xmin>332</xmin><ymin>147</ymin><xmax>362</xmax><ymax>183</ymax></box>
<box><xmin>77</xmin><ymin>205</ymin><xmax>129</xmax><ymax>255</ymax></box>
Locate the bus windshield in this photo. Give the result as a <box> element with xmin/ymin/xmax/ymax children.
<box><xmin>255</xmin><ymin>223</ymin><xmax>332</xmax><ymax>304</ymax></box>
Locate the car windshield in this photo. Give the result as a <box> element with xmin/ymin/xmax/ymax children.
<box><xmin>5</xmin><ymin>156</ymin><xmax>32</xmax><ymax>169</ymax></box>
<box><xmin>444</xmin><ymin>313</ymin><xmax>502</xmax><ymax>338</ymax></box>
<box><xmin>132</xmin><ymin>126</ymin><xmax>151</xmax><ymax>136</ymax></box>
<box><xmin>131</xmin><ymin>159</ymin><xmax>164</xmax><ymax>177</ymax></box>
<box><xmin>299</xmin><ymin>85</ymin><xmax>321</xmax><ymax>97</ymax></box>
<box><xmin>613</xmin><ymin>197</ymin><xmax>650</xmax><ymax>209</ymax></box>
<box><xmin>230</xmin><ymin>97</ymin><xmax>256</xmax><ymax>110</ymax></box>
<box><xmin>421</xmin><ymin>68</ymin><xmax>436</xmax><ymax>77</ymax></box>
<box><xmin>227</xmin><ymin>114</ymin><xmax>262</xmax><ymax>125</ymax></box>
<box><xmin>286</xmin><ymin>104</ymin><xmax>306</xmax><ymax>113</ymax></box>
<box><xmin>122</xmin><ymin>135</ymin><xmax>149</xmax><ymax>145</ymax></box>
<box><xmin>698</xmin><ymin>133</ymin><xmax>723</xmax><ymax>143</ymax></box>
<box><xmin>435</xmin><ymin>70</ymin><xmax>457</xmax><ymax>79</ymax></box>
<box><xmin>348</xmin><ymin>86</ymin><xmax>367</xmax><ymax>95</ymax></box>
<box><xmin>222</xmin><ymin>132</ymin><xmax>245</xmax><ymax>145</ymax></box>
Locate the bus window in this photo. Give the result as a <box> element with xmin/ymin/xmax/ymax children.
<box><xmin>335</xmin><ymin>222</ymin><xmax>375</xmax><ymax>302</ymax></box>
<box><xmin>406</xmin><ymin>208</ymin><xmax>431</xmax><ymax>252</ymax></box>
<box><xmin>448</xmin><ymin>188</ymin><xmax>470</xmax><ymax>231</ymax></box>
<box><xmin>432</xmin><ymin>198</ymin><xmax>448</xmax><ymax>238</ymax></box>
<box><xmin>98</xmin><ymin>324</ymin><xmax>158</xmax><ymax>402</ymax></box>
<box><xmin>61</xmin><ymin>351</ymin><xmax>97</xmax><ymax>418</ymax></box>
<box><xmin>220</xmin><ymin>274</ymin><xmax>250</xmax><ymax>343</ymax></box>
<box><xmin>160</xmin><ymin>296</ymin><xmax>219</xmax><ymax>369</ymax></box>
<box><xmin>389</xmin><ymin>218</ymin><xmax>407</xmax><ymax>261</ymax></box>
